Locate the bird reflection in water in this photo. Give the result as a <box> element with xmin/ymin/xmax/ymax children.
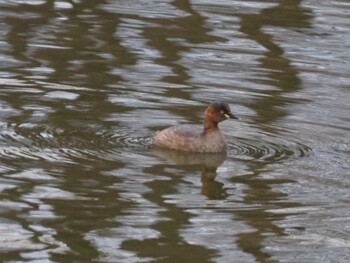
<box><xmin>201</xmin><ymin>166</ymin><xmax>227</xmax><ymax>199</ymax></box>
<box><xmin>152</xmin><ymin>148</ymin><xmax>228</xmax><ymax>199</ymax></box>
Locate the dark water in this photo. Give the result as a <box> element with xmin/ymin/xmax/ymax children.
<box><xmin>0</xmin><ymin>0</ymin><xmax>349</xmax><ymax>262</ymax></box>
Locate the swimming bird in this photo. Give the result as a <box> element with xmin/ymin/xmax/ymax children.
<box><xmin>153</xmin><ymin>102</ymin><xmax>238</xmax><ymax>153</ymax></box>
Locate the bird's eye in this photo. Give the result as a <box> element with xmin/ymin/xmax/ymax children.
<box><xmin>220</xmin><ymin>110</ymin><xmax>224</xmax><ymax>114</ymax></box>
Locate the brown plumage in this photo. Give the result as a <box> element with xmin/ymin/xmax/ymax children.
<box><xmin>153</xmin><ymin>102</ymin><xmax>238</xmax><ymax>153</ymax></box>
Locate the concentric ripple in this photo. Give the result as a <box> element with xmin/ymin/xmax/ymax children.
<box><xmin>100</xmin><ymin>128</ymin><xmax>153</xmax><ymax>149</ymax></box>
<box><xmin>0</xmin><ymin>121</ymin><xmax>311</xmax><ymax>165</ymax></box>
<box><xmin>0</xmin><ymin>124</ymin><xmax>153</xmax><ymax>164</ymax></box>
<box><xmin>229</xmin><ymin>136</ymin><xmax>312</xmax><ymax>162</ymax></box>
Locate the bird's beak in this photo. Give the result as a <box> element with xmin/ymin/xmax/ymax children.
<box><xmin>225</xmin><ymin>112</ymin><xmax>239</xmax><ymax>120</ymax></box>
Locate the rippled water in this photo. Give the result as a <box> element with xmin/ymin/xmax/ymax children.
<box><xmin>0</xmin><ymin>0</ymin><xmax>350</xmax><ymax>262</ymax></box>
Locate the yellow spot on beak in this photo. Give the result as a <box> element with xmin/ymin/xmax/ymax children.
<box><xmin>224</xmin><ymin>113</ymin><xmax>230</xmax><ymax>119</ymax></box>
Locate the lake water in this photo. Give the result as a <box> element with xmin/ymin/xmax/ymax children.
<box><xmin>0</xmin><ymin>0</ymin><xmax>349</xmax><ymax>262</ymax></box>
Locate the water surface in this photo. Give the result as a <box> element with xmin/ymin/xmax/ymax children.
<box><xmin>0</xmin><ymin>0</ymin><xmax>350</xmax><ymax>262</ymax></box>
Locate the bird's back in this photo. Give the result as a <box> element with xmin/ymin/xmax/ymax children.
<box><xmin>153</xmin><ymin>124</ymin><xmax>227</xmax><ymax>152</ymax></box>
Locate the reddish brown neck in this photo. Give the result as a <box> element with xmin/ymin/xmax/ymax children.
<box><xmin>203</xmin><ymin>107</ymin><xmax>220</xmax><ymax>132</ymax></box>
<box><xmin>204</xmin><ymin>117</ymin><xmax>219</xmax><ymax>132</ymax></box>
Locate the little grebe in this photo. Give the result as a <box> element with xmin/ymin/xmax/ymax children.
<box><xmin>153</xmin><ymin>102</ymin><xmax>238</xmax><ymax>153</ymax></box>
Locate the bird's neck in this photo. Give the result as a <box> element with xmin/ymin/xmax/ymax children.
<box><xmin>203</xmin><ymin>119</ymin><xmax>219</xmax><ymax>133</ymax></box>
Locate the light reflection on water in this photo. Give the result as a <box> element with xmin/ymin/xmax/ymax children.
<box><xmin>0</xmin><ymin>0</ymin><xmax>350</xmax><ymax>262</ymax></box>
